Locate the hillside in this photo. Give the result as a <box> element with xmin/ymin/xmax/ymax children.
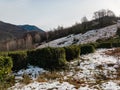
<box><xmin>0</xmin><ymin>21</ymin><xmax>26</xmax><ymax>42</ymax></box>
<box><xmin>0</xmin><ymin>21</ymin><xmax>45</xmax><ymax>51</ymax></box>
<box><xmin>38</xmin><ymin>24</ymin><xmax>118</xmax><ymax>48</ymax></box>
<box><xmin>0</xmin><ymin>21</ymin><xmax>45</xmax><ymax>43</ymax></box>
<box><xmin>19</xmin><ymin>25</ymin><xmax>44</xmax><ymax>32</ymax></box>
<box><xmin>2</xmin><ymin>19</ymin><xmax>120</xmax><ymax>90</ymax></box>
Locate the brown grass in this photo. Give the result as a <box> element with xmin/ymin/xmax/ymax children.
<box><xmin>36</xmin><ymin>72</ymin><xmax>64</xmax><ymax>82</ymax></box>
<box><xmin>104</xmin><ymin>48</ymin><xmax>120</xmax><ymax>57</ymax></box>
<box><xmin>21</xmin><ymin>74</ymin><xmax>32</xmax><ymax>85</ymax></box>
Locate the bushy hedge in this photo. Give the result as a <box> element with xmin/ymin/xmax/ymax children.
<box><xmin>88</xmin><ymin>42</ymin><xmax>98</xmax><ymax>49</ymax></box>
<box><xmin>0</xmin><ymin>56</ymin><xmax>13</xmax><ymax>81</ymax></box>
<box><xmin>64</xmin><ymin>45</ymin><xmax>80</xmax><ymax>61</ymax></box>
<box><xmin>96</xmin><ymin>42</ymin><xmax>112</xmax><ymax>49</ymax></box>
<box><xmin>80</xmin><ymin>44</ymin><xmax>95</xmax><ymax>55</ymax></box>
<box><xmin>112</xmin><ymin>42</ymin><xmax>120</xmax><ymax>48</ymax></box>
<box><xmin>8</xmin><ymin>51</ymin><xmax>27</xmax><ymax>71</ymax></box>
<box><xmin>27</xmin><ymin>47</ymin><xmax>67</xmax><ymax>69</ymax></box>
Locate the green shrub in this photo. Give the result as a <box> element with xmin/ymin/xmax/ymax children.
<box><xmin>64</xmin><ymin>45</ymin><xmax>80</xmax><ymax>61</ymax></box>
<box><xmin>8</xmin><ymin>51</ymin><xmax>27</xmax><ymax>71</ymax></box>
<box><xmin>0</xmin><ymin>56</ymin><xmax>13</xmax><ymax>81</ymax></box>
<box><xmin>88</xmin><ymin>42</ymin><xmax>98</xmax><ymax>49</ymax></box>
<box><xmin>0</xmin><ymin>52</ymin><xmax>9</xmax><ymax>56</ymax></box>
<box><xmin>0</xmin><ymin>56</ymin><xmax>13</xmax><ymax>75</ymax></box>
<box><xmin>0</xmin><ymin>75</ymin><xmax>15</xmax><ymax>89</ymax></box>
<box><xmin>97</xmin><ymin>42</ymin><xmax>112</xmax><ymax>49</ymax></box>
<box><xmin>80</xmin><ymin>44</ymin><xmax>95</xmax><ymax>55</ymax></box>
<box><xmin>112</xmin><ymin>42</ymin><xmax>120</xmax><ymax>47</ymax></box>
<box><xmin>27</xmin><ymin>47</ymin><xmax>67</xmax><ymax>70</ymax></box>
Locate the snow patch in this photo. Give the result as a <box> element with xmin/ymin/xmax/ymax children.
<box><xmin>101</xmin><ymin>81</ymin><xmax>120</xmax><ymax>90</ymax></box>
<box><xmin>14</xmin><ymin>65</ymin><xmax>46</xmax><ymax>80</ymax></box>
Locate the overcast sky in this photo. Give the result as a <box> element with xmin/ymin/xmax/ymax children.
<box><xmin>0</xmin><ymin>0</ymin><xmax>120</xmax><ymax>31</ymax></box>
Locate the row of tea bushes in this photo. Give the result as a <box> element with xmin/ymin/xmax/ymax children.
<box><xmin>0</xmin><ymin>44</ymin><xmax>96</xmax><ymax>71</ymax></box>
<box><xmin>2</xmin><ymin>41</ymin><xmax>120</xmax><ymax>71</ymax></box>
<box><xmin>96</xmin><ymin>42</ymin><xmax>120</xmax><ymax>49</ymax></box>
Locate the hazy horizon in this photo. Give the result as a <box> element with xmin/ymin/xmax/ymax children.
<box><xmin>0</xmin><ymin>0</ymin><xmax>120</xmax><ymax>31</ymax></box>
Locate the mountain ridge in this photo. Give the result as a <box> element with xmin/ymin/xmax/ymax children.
<box><xmin>19</xmin><ymin>25</ymin><xmax>44</xmax><ymax>32</ymax></box>
<box><xmin>0</xmin><ymin>21</ymin><xmax>44</xmax><ymax>43</ymax></box>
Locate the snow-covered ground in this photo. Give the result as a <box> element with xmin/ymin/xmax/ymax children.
<box><xmin>38</xmin><ymin>24</ymin><xmax>118</xmax><ymax>48</ymax></box>
<box><xmin>9</xmin><ymin>48</ymin><xmax>120</xmax><ymax>90</ymax></box>
<box><xmin>14</xmin><ymin>65</ymin><xmax>46</xmax><ymax>80</ymax></box>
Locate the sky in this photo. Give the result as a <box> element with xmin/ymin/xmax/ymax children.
<box><xmin>0</xmin><ymin>0</ymin><xmax>120</xmax><ymax>31</ymax></box>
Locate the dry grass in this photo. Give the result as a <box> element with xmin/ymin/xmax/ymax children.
<box><xmin>64</xmin><ymin>76</ymin><xmax>86</xmax><ymax>89</ymax></box>
<box><xmin>36</xmin><ymin>72</ymin><xmax>64</xmax><ymax>82</ymax></box>
<box><xmin>21</xmin><ymin>74</ymin><xmax>32</xmax><ymax>85</ymax></box>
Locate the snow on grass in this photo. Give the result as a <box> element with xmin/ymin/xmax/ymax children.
<box><xmin>78</xmin><ymin>86</ymin><xmax>95</xmax><ymax>90</ymax></box>
<box><xmin>14</xmin><ymin>65</ymin><xmax>46</xmax><ymax>80</ymax></box>
<box><xmin>101</xmin><ymin>81</ymin><xmax>120</xmax><ymax>90</ymax></box>
<box><xmin>37</xmin><ymin>24</ymin><xmax>117</xmax><ymax>48</ymax></box>
<box><xmin>9</xmin><ymin>48</ymin><xmax>120</xmax><ymax>90</ymax></box>
<box><xmin>9</xmin><ymin>81</ymin><xmax>76</xmax><ymax>90</ymax></box>
<box><xmin>73</xmin><ymin>49</ymin><xmax>119</xmax><ymax>82</ymax></box>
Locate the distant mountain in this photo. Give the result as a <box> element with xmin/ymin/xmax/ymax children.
<box><xmin>0</xmin><ymin>21</ymin><xmax>27</xmax><ymax>42</ymax></box>
<box><xmin>19</xmin><ymin>25</ymin><xmax>44</xmax><ymax>32</ymax></box>
<box><xmin>0</xmin><ymin>21</ymin><xmax>44</xmax><ymax>43</ymax></box>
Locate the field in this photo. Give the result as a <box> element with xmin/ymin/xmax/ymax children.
<box><xmin>8</xmin><ymin>48</ymin><xmax>120</xmax><ymax>90</ymax></box>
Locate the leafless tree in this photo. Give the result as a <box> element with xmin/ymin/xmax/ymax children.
<box><xmin>81</xmin><ymin>16</ymin><xmax>88</xmax><ymax>23</ymax></box>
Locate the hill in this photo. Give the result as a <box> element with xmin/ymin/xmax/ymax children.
<box><xmin>0</xmin><ymin>21</ymin><xmax>45</xmax><ymax>51</ymax></box>
<box><xmin>0</xmin><ymin>21</ymin><xmax>26</xmax><ymax>42</ymax></box>
<box><xmin>38</xmin><ymin>24</ymin><xmax>119</xmax><ymax>48</ymax></box>
<box><xmin>19</xmin><ymin>25</ymin><xmax>44</xmax><ymax>32</ymax></box>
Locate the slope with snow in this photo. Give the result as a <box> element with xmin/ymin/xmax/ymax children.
<box><xmin>38</xmin><ymin>24</ymin><xmax>118</xmax><ymax>48</ymax></box>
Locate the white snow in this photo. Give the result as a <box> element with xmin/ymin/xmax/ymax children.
<box><xmin>37</xmin><ymin>24</ymin><xmax>118</xmax><ymax>48</ymax></box>
<box><xmin>73</xmin><ymin>49</ymin><xmax>120</xmax><ymax>82</ymax></box>
<box><xmin>14</xmin><ymin>65</ymin><xmax>46</xmax><ymax>80</ymax></box>
<box><xmin>101</xmin><ymin>81</ymin><xmax>120</xmax><ymax>90</ymax></box>
<box><xmin>9</xmin><ymin>81</ymin><xmax>76</xmax><ymax>90</ymax></box>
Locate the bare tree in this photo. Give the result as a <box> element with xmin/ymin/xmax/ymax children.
<box><xmin>106</xmin><ymin>9</ymin><xmax>115</xmax><ymax>17</ymax></box>
<box><xmin>81</xmin><ymin>16</ymin><xmax>88</xmax><ymax>23</ymax></box>
<box><xmin>34</xmin><ymin>33</ymin><xmax>41</xmax><ymax>43</ymax></box>
<box><xmin>93</xmin><ymin>9</ymin><xmax>107</xmax><ymax>19</ymax></box>
<box><xmin>93</xmin><ymin>9</ymin><xmax>115</xmax><ymax>20</ymax></box>
<box><xmin>25</xmin><ymin>34</ymin><xmax>33</xmax><ymax>49</ymax></box>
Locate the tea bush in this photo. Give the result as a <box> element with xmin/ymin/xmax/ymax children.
<box><xmin>64</xmin><ymin>45</ymin><xmax>80</xmax><ymax>61</ymax></box>
<box><xmin>80</xmin><ymin>44</ymin><xmax>95</xmax><ymax>55</ymax></box>
<box><xmin>8</xmin><ymin>51</ymin><xmax>27</xmax><ymax>71</ymax></box>
<box><xmin>27</xmin><ymin>47</ymin><xmax>67</xmax><ymax>70</ymax></box>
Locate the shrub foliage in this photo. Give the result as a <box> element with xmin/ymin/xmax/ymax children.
<box><xmin>64</xmin><ymin>45</ymin><xmax>80</xmax><ymax>61</ymax></box>
<box><xmin>0</xmin><ymin>56</ymin><xmax>13</xmax><ymax>81</ymax></box>
<box><xmin>8</xmin><ymin>51</ymin><xmax>27</xmax><ymax>71</ymax></box>
<box><xmin>27</xmin><ymin>47</ymin><xmax>67</xmax><ymax>69</ymax></box>
<box><xmin>80</xmin><ymin>44</ymin><xmax>95</xmax><ymax>55</ymax></box>
<box><xmin>0</xmin><ymin>55</ymin><xmax>15</xmax><ymax>89</ymax></box>
<box><xmin>97</xmin><ymin>42</ymin><xmax>112</xmax><ymax>49</ymax></box>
